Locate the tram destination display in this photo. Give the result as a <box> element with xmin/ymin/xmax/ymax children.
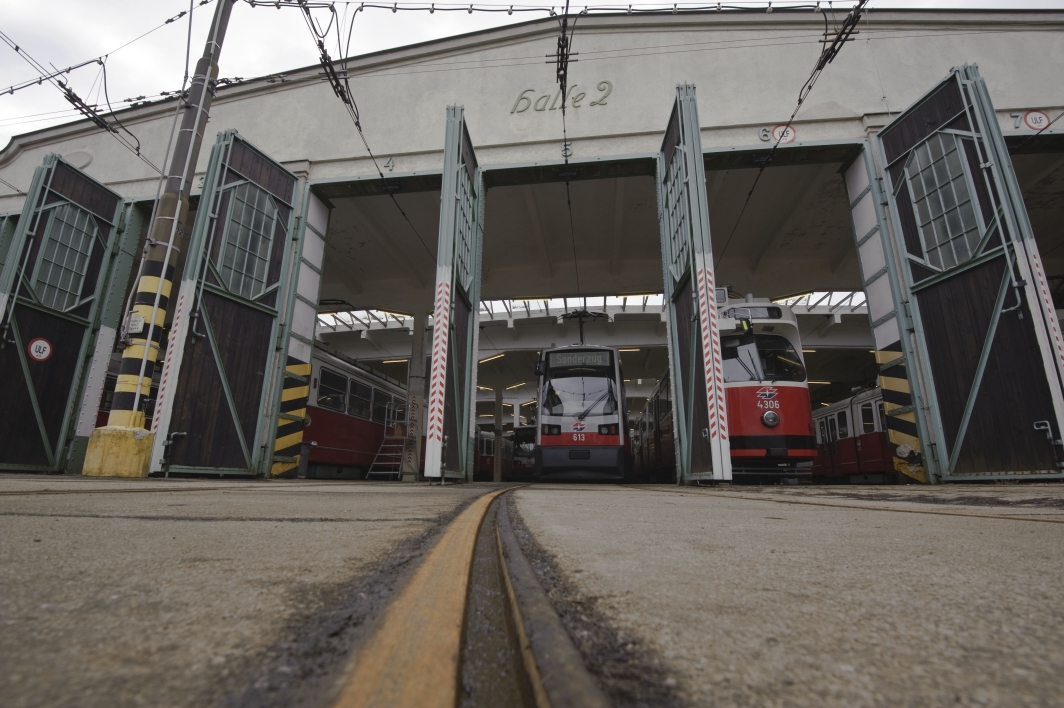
<box><xmin>548</xmin><ymin>351</ymin><xmax>612</xmax><ymax>368</ymax></box>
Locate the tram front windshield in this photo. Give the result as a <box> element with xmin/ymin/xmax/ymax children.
<box><xmin>721</xmin><ymin>333</ymin><xmax>806</xmax><ymax>382</ymax></box>
<box><xmin>542</xmin><ymin>352</ymin><xmax>618</xmax><ymax>418</ymax></box>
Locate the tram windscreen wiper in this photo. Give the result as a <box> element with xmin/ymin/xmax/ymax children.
<box><xmin>575</xmin><ymin>388</ymin><xmax>611</xmax><ymax>420</ymax></box>
<box><xmin>740</xmin><ymin>348</ymin><xmax>765</xmax><ymax>382</ymax></box>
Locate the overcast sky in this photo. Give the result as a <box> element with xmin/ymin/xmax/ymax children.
<box><xmin>2</xmin><ymin>0</ymin><xmax>1062</xmax><ymax>152</ymax></box>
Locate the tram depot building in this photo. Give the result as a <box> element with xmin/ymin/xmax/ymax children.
<box><xmin>1</xmin><ymin>9</ymin><xmax>1063</xmax><ymax>485</ymax></box>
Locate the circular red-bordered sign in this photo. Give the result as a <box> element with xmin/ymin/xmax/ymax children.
<box><xmin>771</xmin><ymin>124</ymin><xmax>797</xmax><ymax>144</ymax></box>
<box><xmin>1024</xmin><ymin>110</ymin><xmax>1051</xmax><ymax>131</ymax></box>
<box><xmin>27</xmin><ymin>338</ymin><xmax>52</xmax><ymax>362</ymax></box>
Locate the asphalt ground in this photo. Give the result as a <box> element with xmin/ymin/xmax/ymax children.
<box><xmin>4</xmin><ymin>476</ymin><xmax>1063</xmax><ymax>707</ymax></box>
<box><xmin>513</xmin><ymin>483</ymin><xmax>1064</xmax><ymax>707</ymax></box>
<box><xmin>0</xmin><ymin>475</ymin><xmax>490</xmax><ymax>708</ymax></box>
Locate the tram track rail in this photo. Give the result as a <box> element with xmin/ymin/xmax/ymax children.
<box><xmin>624</xmin><ymin>484</ymin><xmax>1064</xmax><ymax>524</ymax></box>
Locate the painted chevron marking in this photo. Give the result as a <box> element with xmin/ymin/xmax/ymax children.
<box><xmin>426</xmin><ymin>279</ymin><xmax>452</xmax><ymax>443</ymax></box>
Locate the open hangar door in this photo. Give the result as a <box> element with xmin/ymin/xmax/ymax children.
<box><xmin>148</xmin><ymin>131</ymin><xmax>329</xmax><ymax>477</ymax></box>
<box><xmin>0</xmin><ymin>155</ymin><xmax>143</xmax><ymax>474</ymax></box>
<box><xmin>872</xmin><ymin>64</ymin><xmax>1064</xmax><ymax>483</ymax></box>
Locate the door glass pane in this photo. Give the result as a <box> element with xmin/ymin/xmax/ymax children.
<box><xmin>907</xmin><ymin>133</ymin><xmax>982</xmax><ymax>271</ymax></box>
<box><xmin>861</xmin><ymin>403</ymin><xmax>875</xmax><ymax>434</ymax></box>
<box><xmin>317</xmin><ymin>368</ymin><xmax>346</xmax><ymax>411</ymax></box>
<box><xmin>828</xmin><ymin>416</ymin><xmax>838</xmax><ymax>442</ymax></box>
<box><xmin>35</xmin><ymin>203</ymin><xmax>98</xmax><ymax>311</ymax></box>
<box><xmin>219</xmin><ymin>182</ymin><xmax>277</xmax><ymax>299</ymax></box>
<box><xmin>348</xmin><ymin>381</ymin><xmax>372</xmax><ymax>419</ymax></box>
<box><xmin>818</xmin><ymin>419</ymin><xmax>827</xmax><ymax>444</ymax></box>
<box><xmin>878</xmin><ymin>401</ymin><xmax>886</xmax><ymax>432</ymax></box>
<box><xmin>837</xmin><ymin>412</ymin><xmax>850</xmax><ymax>439</ymax></box>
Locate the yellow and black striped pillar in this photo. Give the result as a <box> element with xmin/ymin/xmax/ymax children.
<box><xmin>107</xmin><ymin>260</ymin><xmax>174</xmax><ymax>428</ymax></box>
<box><xmin>271</xmin><ymin>356</ymin><xmax>311</xmax><ymax>477</ymax></box>
<box><xmin>876</xmin><ymin>340</ymin><xmax>927</xmax><ymax>483</ymax></box>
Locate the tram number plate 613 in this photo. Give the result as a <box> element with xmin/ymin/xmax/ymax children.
<box><xmin>572</xmin><ymin>433</ymin><xmax>586</xmax><ymax>441</ymax></box>
<box><xmin>757</xmin><ymin>400</ymin><xmax>780</xmax><ymax>410</ymax></box>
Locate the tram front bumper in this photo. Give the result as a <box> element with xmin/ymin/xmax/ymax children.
<box><xmin>536</xmin><ymin>446</ymin><xmax>626</xmax><ymax>479</ymax></box>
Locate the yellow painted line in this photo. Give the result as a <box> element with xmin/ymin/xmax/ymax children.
<box><xmin>879</xmin><ymin>376</ymin><xmax>911</xmax><ymax>393</ymax></box>
<box><xmin>629</xmin><ymin>487</ymin><xmax>1064</xmax><ymax>524</ymax></box>
<box><xmin>281</xmin><ymin>385</ymin><xmax>309</xmax><ymax>402</ymax></box>
<box><xmin>334</xmin><ymin>487</ymin><xmax>512</xmax><ymax>708</ymax></box>
<box><xmin>136</xmin><ymin>275</ymin><xmax>172</xmax><ymax>298</ymax></box>
<box><xmin>287</xmin><ymin>363</ymin><xmax>312</xmax><ymax>376</ymax></box>
<box><xmin>273</xmin><ymin>430</ymin><xmax>303</xmax><ymax>452</ymax></box>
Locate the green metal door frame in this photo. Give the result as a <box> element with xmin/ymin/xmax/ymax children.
<box><xmin>877</xmin><ymin>64</ymin><xmax>1064</xmax><ymax>481</ymax></box>
<box><xmin>150</xmin><ymin>131</ymin><xmax>300</xmax><ymax>476</ymax></box>
<box><xmin>0</xmin><ymin>154</ymin><xmax>135</xmax><ymax>472</ymax></box>
<box><xmin>655</xmin><ymin>84</ymin><xmax>731</xmax><ymax>484</ymax></box>
<box><xmin>426</xmin><ymin>105</ymin><xmax>483</xmax><ymax>480</ymax></box>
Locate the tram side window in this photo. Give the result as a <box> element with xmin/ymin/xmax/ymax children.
<box><xmin>836</xmin><ymin>411</ymin><xmax>850</xmax><ymax>439</ymax></box>
<box><xmin>828</xmin><ymin>416</ymin><xmax>838</xmax><ymax>442</ymax></box>
<box><xmin>349</xmin><ymin>380</ymin><xmax>372</xmax><ymax>419</ymax></box>
<box><xmin>817</xmin><ymin>419</ymin><xmax>827</xmax><ymax>445</ymax></box>
<box><xmin>860</xmin><ymin>403</ymin><xmax>876</xmax><ymax>434</ymax></box>
<box><xmin>371</xmin><ymin>389</ymin><xmax>389</xmax><ymax>424</ymax></box>
<box><xmin>318</xmin><ymin>368</ymin><xmax>347</xmax><ymax>411</ymax></box>
<box><xmin>878</xmin><ymin>401</ymin><xmax>886</xmax><ymax>432</ymax></box>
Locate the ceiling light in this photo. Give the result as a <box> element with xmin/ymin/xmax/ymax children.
<box><xmin>505</xmin><ymin>382</ymin><xmax>526</xmax><ymax>390</ymax></box>
<box><xmin>381</xmin><ymin>359</ymin><xmax>408</xmax><ymax>364</ymax></box>
<box><xmin>479</xmin><ymin>353</ymin><xmax>504</xmax><ymax>363</ymax></box>
<box><xmin>808</xmin><ymin>381</ymin><xmax>831</xmax><ymax>385</ymax></box>
<box><xmin>618</xmin><ymin>348</ymin><xmax>640</xmax><ymax>352</ymax></box>
<box><xmin>476</xmin><ymin>385</ymin><xmax>493</xmax><ymax>391</ymax></box>
<box><xmin>802</xmin><ymin>349</ymin><xmax>815</xmax><ymax>353</ymax></box>
<box><xmin>521</xmin><ymin>400</ymin><xmax>536</xmax><ymax>407</ymax></box>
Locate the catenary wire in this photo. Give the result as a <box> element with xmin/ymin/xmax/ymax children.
<box><xmin>0</xmin><ymin>0</ymin><xmax>216</xmax><ymax>98</ymax></box>
<box><xmin>0</xmin><ymin>29</ymin><xmax>163</xmax><ymax>175</ymax></box>
<box><xmin>714</xmin><ymin>0</ymin><xmax>867</xmax><ymax>268</ymax></box>
<box><xmin>289</xmin><ymin>0</ymin><xmax>439</xmax><ymax>265</ymax></box>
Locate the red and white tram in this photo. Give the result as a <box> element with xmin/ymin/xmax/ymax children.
<box><xmin>632</xmin><ymin>299</ymin><xmax>816</xmax><ymax>481</ymax></box>
<box><xmin>720</xmin><ymin>300</ymin><xmax>817</xmax><ymax>478</ymax></box>
<box><xmin>812</xmin><ymin>387</ymin><xmax>894</xmax><ymax>483</ymax></box>
<box><xmin>304</xmin><ymin>346</ymin><xmax>412</xmax><ymax>479</ymax></box>
<box><xmin>534</xmin><ymin>346</ymin><xmax>631</xmax><ymax>480</ymax></box>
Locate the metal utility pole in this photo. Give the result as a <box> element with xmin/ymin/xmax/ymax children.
<box><xmin>84</xmin><ymin>0</ymin><xmax>238</xmax><ymax>478</ymax></box>
<box><xmin>107</xmin><ymin>0</ymin><xmax>237</xmax><ymax>429</ymax></box>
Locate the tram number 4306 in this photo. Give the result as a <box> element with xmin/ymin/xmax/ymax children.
<box><xmin>757</xmin><ymin>400</ymin><xmax>780</xmax><ymax>410</ymax></box>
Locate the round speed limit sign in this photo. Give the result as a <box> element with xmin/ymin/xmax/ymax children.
<box><xmin>27</xmin><ymin>338</ymin><xmax>52</xmax><ymax>362</ymax></box>
<box><xmin>1024</xmin><ymin>110</ymin><xmax>1051</xmax><ymax>131</ymax></box>
<box><xmin>771</xmin><ymin>124</ymin><xmax>797</xmax><ymax>144</ymax></box>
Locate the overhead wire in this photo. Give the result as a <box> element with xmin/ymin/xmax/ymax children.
<box><xmin>0</xmin><ymin>29</ymin><xmax>163</xmax><ymax>175</ymax></box>
<box><xmin>549</xmin><ymin>2</ymin><xmax>586</xmax><ymax>295</ymax></box>
<box><xmin>0</xmin><ymin>0</ymin><xmax>216</xmax><ymax>98</ymax></box>
<box><xmin>286</xmin><ymin>0</ymin><xmax>439</xmax><ymax>265</ymax></box>
<box><xmin>714</xmin><ymin>0</ymin><xmax>867</xmax><ymax>268</ymax></box>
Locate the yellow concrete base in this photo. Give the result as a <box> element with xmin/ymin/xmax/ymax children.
<box><xmin>82</xmin><ymin>426</ymin><xmax>155</xmax><ymax>478</ymax></box>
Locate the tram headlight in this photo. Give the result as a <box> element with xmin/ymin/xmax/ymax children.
<box><xmin>761</xmin><ymin>411</ymin><xmax>780</xmax><ymax>428</ymax></box>
<box><xmin>598</xmin><ymin>424</ymin><xmax>618</xmax><ymax>435</ymax></box>
<box><xmin>541</xmin><ymin>424</ymin><xmax>561</xmax><ymax>436</ymax></box>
